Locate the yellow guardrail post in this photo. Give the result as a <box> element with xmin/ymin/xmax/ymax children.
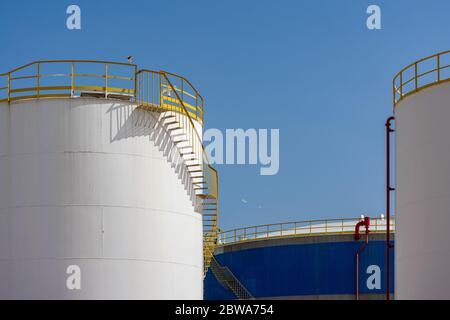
<box><xmin>37</xmin><ymin>63</ymin><xmax>40</xmax><ymax>98</ymax></box>
<box><xmin>147</xmin><ymin>72</ymin><xmax>150</xmax><ymax>104</ymax></box>
<box><xmin>196</xmin><ymin>94</ymin><xmax>199</xmax><ymax>120</ymax></box>
<box><xmin>134</xmin><ymin>65</ymin><xmax>138</xmax><ymax>101</ymax></box>
<box><xmin>393</xmin><ymin>78</ymin><xmax>396</xmax><ymax>106</ymax></box>
<box><xmin>152</xmin><ymin>72</ymin><xmax>154</xmax><ymax>105</ymax></box>
<box><xmin>159</xmin><ymin>74</ymin><xmax>162</xmax><ymax>107</ymax></box>
<box><xmin>437</xmin><ymin>54</ymin><xmax>441</xmax><ymax>82</ymax></box>
<box><xmin>7</xmin><ymin>72</ymin><xmax>10</xmax><ymax>103</ymax></box>
<box><xmin>105</xmin><ymin>64</ymin><xmax>109</xmax><ymax>98</ymax></box>
<box><xmin>414</xmin><ymin>62</ymin><xmax>418</xmax><ymax>91</ymax></box>
<box><xmin>399</xmin><ymin>72</ymin><xmax>403</xmax><ymax>98</ymax></box>
<box><xmin>181</xmin><ymin>79</ymin><xmax>184</xmax><ymax>103</ymax></box>
<box><xmin>71</xmin><ymin>63</ymin><xmax>75</xmax><ymax>97</ymax></box>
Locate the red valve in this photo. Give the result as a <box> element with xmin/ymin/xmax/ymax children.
<box><xmin>354</xmin><ymin>217</ymin><xmax>370</xmax><ymax>240</ymax></box>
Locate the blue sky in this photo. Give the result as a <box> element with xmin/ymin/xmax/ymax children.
<box><xmin>1</xmin><ymin>0</ymin><xmax>449</xmax><ymax>230</ymax></box>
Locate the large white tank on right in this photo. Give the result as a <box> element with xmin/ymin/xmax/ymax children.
<box><xmin>395</xmin><ymin>65</ymin><xmax>450</xmax><ymax>299</ymax></box>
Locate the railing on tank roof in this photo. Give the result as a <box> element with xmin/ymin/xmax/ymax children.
<box><xmin>393</xmin><ymin>50</ymin><xmax>450</xmax><ymax>107</ymax></box>
<box><xmin>0</xmin><ymin>60</ymin><xmax>204</xmax><ymax>124</ymax></box>
<box><xmin>0</xmin><ymin>60</ymin><xmax>137</xmax><ymax>103</ymax></box>
<box><xmin>218</xmin><ymin>217</ymin><xmax>396</xmax><ymax>246</ymax></box>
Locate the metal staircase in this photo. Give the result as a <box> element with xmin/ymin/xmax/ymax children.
<box><xmin>209</xmin><ymin>254</ymin><xmax>254</xmax><ymax>300</ymax></box>
<box><xmin>135</xmin><ymin>70</ymin><xmax>219</xmax><ymax>276</ymax></box>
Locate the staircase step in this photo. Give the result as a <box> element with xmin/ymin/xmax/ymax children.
<box><xmin>198</xmin><ymin>194</ymin><xmax>216</xmax><ymax>200</ymax></box>
<box><xmin>170</xmin><ymin>133</ymin><xmax>186</xmax><ymax>137</ymax></box>
<box><xmin>186</xmin><ymin>162</ymin><xmax>201</xmax><ymax>167</ymax></box>
<box><xmin>163</xmin><ymin>120</ymin><xmax>179</xmax><ymax>125</ymax></box>
<box><xmin>174</xmin><ymin>139</ymin><xmax>189</xmax><ymax>144</ymax></box>
<box><xmin>167</xmin><ymin>126</ymin><xmax>184</xmax><ymax>132</ymax></box>
<box><xmin>160</xmin><ymin>114</ymin><xmax>176</xmax><ymax>119</ymax></box>
<box><xmin>186</xmin><ymin>161</ymin><xmax>200</xmax><ymax>165</ymax></box>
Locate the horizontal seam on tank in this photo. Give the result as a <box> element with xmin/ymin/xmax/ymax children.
<box><xmin>0</xmin><ymin>257</ymin><xmax>202</xmax><ymax>269</ymax></box>
<box><xmin>0</xmin><ymin>205</ymin><xmax>202</xmax><ymax>220</ymax></box>
<box><xmin>396</xmin><ymin>191</ymin><xmax>450</xmax><ymax>210</ymax></box>
<box><xmin>396</xmin><ymin>247</ymin><xmax>450</xmax><ymax>259</ymax></box>
<box><xmin>0</xmin><ymin>151</ymin><xmax>169</xmax><ymax>161</ymax></box>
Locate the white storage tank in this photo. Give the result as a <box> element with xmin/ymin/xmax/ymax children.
<box><xmin>394</xmin><ymin>50</ymin><xmax>450</xmax><ymax>299</ymax></box>
<box><xmin>0</xmin><ymin>61</ymin><xmax>216</xmax><ymax>299</ymax></box>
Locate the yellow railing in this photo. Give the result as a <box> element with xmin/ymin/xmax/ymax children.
<box><xmin>0</xmin><ymin>60</ymin><xmax>136</xmax><ymax>103</ymax></box>
<box><xmin>0</xmin><ymin>60</ymin><xmax>204</xmax><ymax>124</ymax></box>
<box><xmin>135</xmin><ymin>69</ymin><xmax>204</xmax><ymax>123</ymax></box>
<box><xmin>393</xmin><ymin>50</ymin><xmax>450</xmax><ymax>107</ymax></box>
<box><xmin>162</xmin><ymin>71</ymin><xmax>204</xmax><ymax>124</ymax></box>
<box><xmin>218</xmin><ymin>217</ymin><xmax>395</xmax><ymax>246</ymax></box>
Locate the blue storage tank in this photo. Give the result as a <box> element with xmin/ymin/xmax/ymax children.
<box><xmin>204</xmin><ymin>218</ymin><xmax>395</xmax><ymax>300</ymax></box>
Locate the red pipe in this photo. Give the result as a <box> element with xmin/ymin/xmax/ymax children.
<box><xmin>355</xmin><ymin>217</ymin><xmax>370</xmax><ymax>300</ymax></box>
<box><xmin>385</xmin><ymin>116</ymin><xmax>395</xmax><ymax>301</ymax></box>
<box><xmin>355</xmin><ymin>217</ymin><xmax>370</xmax><ymax>241</ymax></box>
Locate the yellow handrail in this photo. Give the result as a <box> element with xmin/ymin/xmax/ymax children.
<box><xmin>393</xmin><ymin>50</ymin><xmax>450</xmax><ymax>107</ymax></box>
<box><xmin>0</xmin><ymin>60</ymin><xmax>137</xmax><ymax>103</ymax></box>
<box><xmin>0</xmin><ymin>60</ymin><xmax>204</xmax><ymax>124</ymax></box>
<box><xmin>218</xmin><ymin>217</ymin><xmax>396</xmax><ymax>246</ymax></box>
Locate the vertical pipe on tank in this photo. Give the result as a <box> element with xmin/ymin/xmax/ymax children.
<box><xmin>385</xmin><ymin>116</ymin><xmax>395</xmax><ymax>300</ymax></box>
<box><xmin>355</xmin><ymin>217</ymin><xmax>370</xmax><ymax>300</ymax></box>
<box><xmin>355</xmin><ymin>232</ymin><xmax>369</xmax><ymax>300</ymax></box>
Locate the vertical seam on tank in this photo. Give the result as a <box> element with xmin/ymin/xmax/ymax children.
<box><xmin>101</xmin><ymin>207</ymin><xmax>104</xmax><ymax>257</ymax></box>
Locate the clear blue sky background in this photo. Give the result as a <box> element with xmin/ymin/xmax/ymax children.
<box><xmin>1</xmin><ymin>0</ymin><xmax>449</xmax><ymax>230</ymax></box>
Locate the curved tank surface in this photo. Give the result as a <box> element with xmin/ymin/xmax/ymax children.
<box><xmin>0</xmin><ymin>61</ymin><xmax>218</xmax><ymax>299</ymax></box>
<box><xmin>394</xmin><ymin>50</ymin><xmax>450</xmax><ymax>299</ymax></box>
<box><xmin>204</xmin><ymin>218</ymin><xmax>395</xmax><ymax>300</ymax></box>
